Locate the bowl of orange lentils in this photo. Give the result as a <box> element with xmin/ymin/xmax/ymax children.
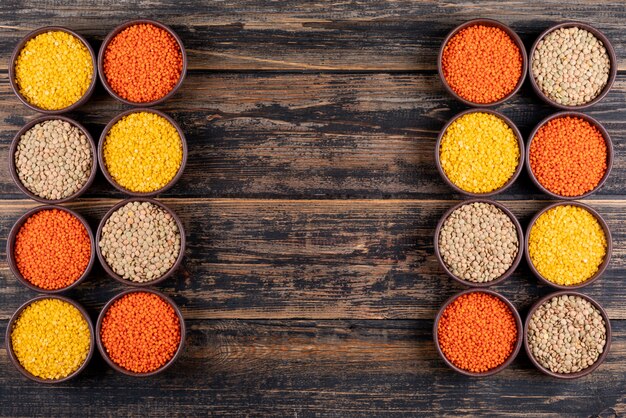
<box><xmin>526</xmin><ymin>111</ymin><xmax>613</xmax><ymax>199</ymax></box>
<box><xmin>98</xmin><ymin>19</ymin><xmax>187</xmax><ymax>106</ymax></box>
<box><xmin>6</xmin><ymin>205</ymin><xmax>95</xmax><ymax>293</ymax></box>
<box><xmin>438</xmin><ymin>18</ymin><xmax>527</xmax><ymax>107</ymax></box>
<box><xmin>434</xmin><ymin>289</ymin><xmax>523</xmax><ymax>376</ymax></box>
<box><xmin>96</xmin><ymin>288</ymin><xmax>185</xmax><ymax>377</ymax></box>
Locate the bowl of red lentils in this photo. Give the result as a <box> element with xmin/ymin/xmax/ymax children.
<box><xmin>438</xmin><ymin>18</ymin><xmax>527</xmax><ymax>107</ymax></box>
<box><xmin>524</xmin><ymin>291</ymin><xmax>611</xmax><ymax>379</ymax></box>
<box><xmin>436</xmin><ymin>109</ymin><xmax>524</xmax><ymax>197</ymax></box>
<box><xmin>7</xmin><ymin>205</ymin><xmax>95</xmax><ymax>293</ymax></box>
<box><xmin>434</xmin><ymin>289</ymin><xmax>523</xmax><ymax>376</ymax></box>
<box><xmin>434</xmin><ymin>199</ymin><xmax>523</xmax><ymax>287</ymax></box>
<box><xmin>529</xmin><ymin>22</ymin><xmax>616</xmax><ymax>110</ymax></box>
<box><xmin>96</xmin><ymin>289</ymin><xmax>185</xmax><ymax>376</ymax></box>
<box><xmin>98</xmin><ymin>19</ymin><xmax>186</xmax><ymax>106</ymax></box>
<box><xmin>526</xmin><ymin>112</ymin><xmax>613</xmax><ymax>199</ymax></box>
<box><xmin>9</xmin><ymin>26</ymin><xmax>97</xmax><ymax>114</ymax></box>
<box><xmin>525</xmin><ymin>201</ymin><xmax>611</xmax><ymax>290</ymax></box>
<box><xmin>98</xmin><ymin>108</ymin><xmax>187</xmax><ymax>197</ymax></box>
<box><xmin>96</xmin><ymin>198</ymin><xmax>185</xmax><ymax>286</ymax></box>
<box><xmin>10</xmin><ymin>115</ymin><xmax>98</xmax><ymax>204</ymax></box>
<box><xmin>6</xmin><ymin>295</ymin><xmax>94</xmax><ymax>383</ymax></box>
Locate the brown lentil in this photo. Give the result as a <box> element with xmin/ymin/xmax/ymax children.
<box><xmin>439</xmin><ymin>202</ymin><xmax>518</xmax><ymax>283</ymax></box>
<box><xmin>99</xmin><ymin>201</ymin><xmax>180</xmax><ymax>283</ymax></box>
<box><xmin>532</xmin><ymin>27</ymin><xmax>611</xmax><ymax>106</ymax></box>
<box><xmin>528</xmin><ymin>295</ymin><xmax>607</xmax><ymax>374</ymax></box>
<box><xmin>15</xmin><ymin>120</ymin><xmax>92</xmax><ymax>200</ymax></box>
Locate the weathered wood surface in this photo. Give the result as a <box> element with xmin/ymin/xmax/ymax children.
<box><xmin>1</xmin><ymin>0</ymin><xmax>625</xmax><ymax>416</ymax></box>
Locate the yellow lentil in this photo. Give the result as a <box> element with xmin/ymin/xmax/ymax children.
<box><xmin>11</xmin><ymin>299</ymin><xmax>91</xmax><ymax>380</ymax></box>
<box><xmin>103</xmin><ymin>112</ymin><xmax>183</xmax><ymax>193</ymax></box>
<box><xmin>14</xmin><ymin>31</ymin><xmax>93</xmax><ymax>110</ymax></box>
<box><xmin>529</xmin><ymin>205</ymin><xmax>607</xmax><ymax>286</ymax></box>
<box><xmin>439</xmin><ymin>112</ymin><xmax>520</xmax><ymax>194</ymax></box>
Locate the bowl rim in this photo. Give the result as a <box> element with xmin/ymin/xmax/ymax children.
<box><xmin>9</xmin><ymin>115</ymin><xmax>98</xmax><ymax>203</ymax></box>
<box><xmin>97</xmin><ymin>107</ymin><xmax>188</xmax><ymax>197</ymax></box>
<box><xmin>437</xmin><ymin>18</ymin><xmax>528</xmax><ymax>107</ymax></box>
<box><xmin>6</xmin><ymin>294</ymin><xmax>95</xmax><ymax>383</ymax></box>
<box><xmin>433</xmin><ymin>198</ymin><xmax>524</xmax><ymax>288</ymax></box>
<box><xmin>525</xmin><ymin>111</ymin><xmax>613</xmax><ymax>200</ymax></box>
<box><xmin>97</xmin><ymin>18</ymin><xmax>187</xmax><ymax>106</ymax></box>
<box><xmin>9</xmin><ymin>26</ymin><xmax>97</xmax><ymax>114</ymax></box>
<box><xmin>95</xmin><ymin>288</ymin><xmax>186</xmax><ymax>377</ymax></box>
<box><xmin>524</xmin><ymin>201</ymin><xmax>612</xmax><ymax>289</ymax></box>
<box><xmin>528</xmin><ymin>21</ymin><xmax>617</xmax><ymax>110</ymax></box>
<box><xmin>95</xmin><ymin>197</ymin><xmax>186</xmax><ymax>287</ymax></box>
<box><xmin>435</xmin><ymin>108</ymin><xmax>525</xmax><ymax>197</ymax></box>
<box><xmin>433</xmin><ymin>288</ymin><xmax>523</xmax><ymax>377</ymax></box>
<box><xmin>523</xmin><ymin>290</ymin><xmax>612</xmax><ymax>379</ymax></box>
<box><xmin>6</xmin><ymin>204</ymin><xmax>96</xmax><ymax>293</ymax></box>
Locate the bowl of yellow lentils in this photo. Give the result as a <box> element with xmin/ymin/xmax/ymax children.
<box><xmin>10</xmin><ymin>26</ymin><xmax>97</xmax><ymax>114</ymax></box>
<box><xmin>436</xmin><ymin>109</ymin><xmax>524</xmax><ymax>197</ymax></box>
<box><xmin>98</xmin><ymin>108</ymin><xmax>187</xmax><ymax>196</ymax></box>
<box><xmin>6</xmin><ymin>295</ymin><xmax>95</xmax><ymax>383</ymax></box>
<box><xmin>525</xmin><ymin>201</ymin><xmax>612</xmax><ymax>289</ymax></box>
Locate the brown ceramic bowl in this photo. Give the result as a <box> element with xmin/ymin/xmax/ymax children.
<box><xmin>98</xmin><ymin>108</ymin><xmax>187</xmax><ymax>196</ymax></box>
<box><xmin>96</xmin><ymin>288</ymin><xmax>186</xmax><ymax>377</ymax></box>
<box><xmin>438</xmin><ymin>18</ymin><xmax>527</xmax><ymax>107</ymax></box>
<box><xmin>6</xmin><ymin>205</ymin><xmax>96</xmax><ymax>293</ymax></box>
<box><xmin>9</xmin><ymin>115</ymin><xmax>98</xmax><ymax>203</ymax></box>
<box><xmin>6</xmin><ymin>295</ymin><xmax>95</xmax><ymax>383</ymax></box>
<box><xmin>434</xmin><ymin>199</ymin><xmax>523</xmax><ymax>287</ymax></box>
<box><xmin>96</xmin><ymin>197</ymin><xmax>186</xmax><ymax>287</ymax></box>
<box><xmin>526</xmin><ymin>111</ymin><xmax>613</xmax><ymax>200</ymax></box>
<box><xmin>525</xmin><ymin>201</ymin><xmax>612</xmax><ymax>290</ymax></box>
<box><xmin>524</xmin><ymin>291</ymin><xmax>611</xmax><ymax>379</ymax></box>
<box><xmin>9</xmin><ymin>26</ymin><xmax>97</xmax><ymax>114</ymax></box>
<box><xmin>435</xmin><ymin>108</ymin><xmax>525</xmax><ymax>197</ymax></box>
<box><xmin>433</xmin><ymin>289</ymin><xmax>523</xmax><ymax>376</ymax></box>
<box><xmin>98</xmin><ymin>19</ymin><xmax>187</xmax><ymax>106</ymax></box>
<box><xmin>529</xmin><ymin>22</ymin><xmax>617</xmax><ymax>110</ymax></box>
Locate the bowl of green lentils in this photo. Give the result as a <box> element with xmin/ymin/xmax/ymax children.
<box><xmin>96</xmin><ymin>197</ymin><xmax>186</xmax><ymax>286</ymax></box>
<box><xmin>524</xmin><ymin>291</ymin><xmax>611</xmax><ymax>379</ymax></box>
<box><xmin>529</xmin><ymin>22</ymin><xmax>616</xmax><ymax>110</ymax></box>
<box><xmin>10</xmin><ymin>115</ymin><xmax>97</xmax><ymax>203</ymax></box>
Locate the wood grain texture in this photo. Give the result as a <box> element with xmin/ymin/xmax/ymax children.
<box><xmin>1</xmin><ymin>0</ymin><xmax>626</xmax><ymax>71</ymax></box>
<box><xmin>1</xmin><ymin>72</ymin><xmax>625</xmax><ymax>199</ymax></box>
<box><xmin>0</xmin><ymin>198</ymin><xmax>624</xmax><ymax>321</ymax></box>
<box><xmin>1</xmin><ymin>319</ymin><xmax>624</xmax><ymax>417</ymax></box>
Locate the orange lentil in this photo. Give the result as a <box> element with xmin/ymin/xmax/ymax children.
<box><xmin>529</xmin><ymin>116</ymin><xmax>608</xmax><ymax>197</ymax></box>
<box><xmin>14</xmin><ymin>209</ymin><xmax>91</xmax><ymax>290</ymax></box>
<box><xmin>103</xmin><ymin>24</ymin><xmax>183</xmax><ymax>103</ymax></box>
<box><xmin>437</xmin><ymin>292</ymin><xmax>518</xmax><ymax>373</ymax></box>
<box><xmin>100</xmin><ymin>292</ymin><xmax>181</xmax><ymax>373</ymax></box>
<box><xmin>442</xmin><ymin>25</ymin><xmax>522</xmax><ymax>104</ymax></box>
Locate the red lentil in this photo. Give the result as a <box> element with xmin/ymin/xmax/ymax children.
<box><xmin>529</xmin><ymin>116</ymin><xmax>608</xmax><ymax>197</ymax></box>
<box><xmin>437</xmin><ymin>292</ymin><xmax>518</xmax><ymax>373</ymax></box>
<box><xmin>100</xmin><ymin>292</ymin><xmax>181</xmax><ymax>373</ymax></box>
<box><xmin>14</xmin><ymin>209</ymin><xmax>91</xmax><ymax>290</ymax></box>
<box><xmin>103</xmin><ymin>24</ymin><xmax>183</xmax><ymax>103</ymax></box>
<box><xmin>442</xmin><ymin>25</ymin><xmax>523</xmax><ymax>104</ymax></box>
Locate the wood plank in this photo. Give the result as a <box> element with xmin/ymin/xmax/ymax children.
<box><xmin>0</xmin><ymin>198</ymin><xmax>624</xmax><ymax>320</ymax></box>
<box><xmin>1</xmin><ymin>72</ymin><xmax>625</xmax><ymax>199</ymax></box>
<box><xmin>1</xmin><ymin>1</ymin><xmax>626</xmax><ymax>71</ymax></box>
<box><xmin>1</xmin><ymin>319</ymin><xmax>624</xmax><ymax>416</ymax></box>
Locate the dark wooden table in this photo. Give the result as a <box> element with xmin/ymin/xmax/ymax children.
<box><xmin>1</xmin><ymin>1</ymin><xmax>625</xmax><ymax>416</ymax></box>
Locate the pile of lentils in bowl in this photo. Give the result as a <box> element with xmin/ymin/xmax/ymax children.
<box><xmin>532</xmin><ymin>27</ymin><xmax>611</xmax><ymax>106</ymax></box>
<box><xmin>99</xmin><ymin>201</ymin><xmax>181</xmax><ymax>283</ymax></box>
<box><xmin>438</xmin><ymin>202</ymin><xmax>518</xmax><ymax>283</ymax></box>
<box><xmin>15</xmin><ymin>120</ymin><xmax>92</xmax><ymax>200</ymax></box>
<box><xmin>527</xmin><ymin>294</ymin><xmax>607</xmax><ymax>374</ymax></box>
